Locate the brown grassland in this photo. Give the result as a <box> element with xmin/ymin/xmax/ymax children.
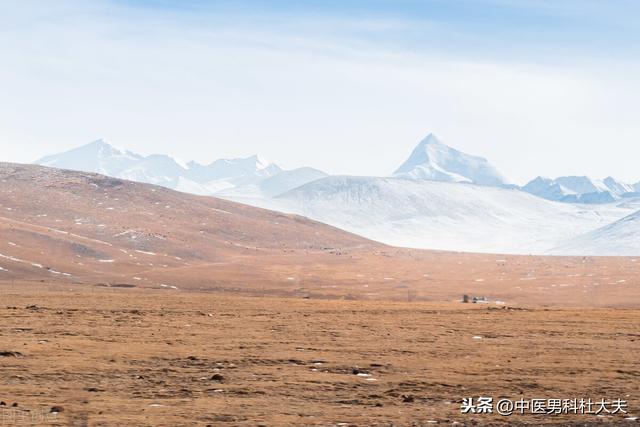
<box><xmin>0</xmin><ymin>284</ymin><xmax>638</xmax><ymax>426</ymax></box>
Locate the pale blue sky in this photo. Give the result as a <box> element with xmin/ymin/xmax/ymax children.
<box><xmin>2</xmin><ymin>0</ymin><xmax>640</xmax><ymax>183</ymax></box>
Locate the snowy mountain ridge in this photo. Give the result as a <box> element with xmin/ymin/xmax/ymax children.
<box><xmin>522</xmin><ymin>175</ymin><xmax>639</xmax><ymax>204</ymax></box>
<box><xmin>35</xmin><ymin>140</ymin><xmax>320</xmax><ymax>198</ymax></box>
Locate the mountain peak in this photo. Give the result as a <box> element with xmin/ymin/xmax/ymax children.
<box><xmin>81</xmin><ymin>138</ymin><xmax>123</xmax><ymax>151</ymax></box>
<box><xmin>248</xmin><ymin>155</ymin><xmax>274</xmax><ymax>170</ymax></box>
<box><xmin>417</xmin><ymin>133</ymin><xmax>441</xmax><ymax>146</ymax></box>
<box><xmin>88</xmin><ymin>138</ymin><xmax>110</xmax><ymax>147</ymax></box>
<box><xmin>74</xmin><ymin>139</ymin><xmax>147</xmax><ymax>162</ymax></box>
<box><xmin>35</xmin><ymin>138</ymin><xmax>142</xmax><ymax>175</ymax></box>
<box><xmin>85</xmin><ymin>139</ymin><xmax>126</xmax><ymax>156</ymax></box>
<box><xmin>393</xmin><ymin>134</ymin><xmax>509</xmax><ymax>187</ymax></box>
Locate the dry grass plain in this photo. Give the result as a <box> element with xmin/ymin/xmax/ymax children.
<box><xmin>0</xmin><ymin>283</ymin><xmax>638</xmax><ymax>426</ymax></box>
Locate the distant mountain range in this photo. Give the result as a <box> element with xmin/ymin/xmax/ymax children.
<box><xmin>33</xmin><ymin>135</ymin><xmax>640</xmax><ymax>255</ymax></box>
<box><xmin>36</xmin><ymin>139</ymin><xmax>327</xmax><ymax>199</ymax></box>
<box><xmin>522</xmin><ymin>176</ymin><xmax>639</xmax><ymax>204</ymax></box>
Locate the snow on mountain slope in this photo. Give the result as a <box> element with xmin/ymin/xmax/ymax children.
<box><xmin>603</xmin><ymin>177</ymin><xmax>635</xmax><ymax>195</ymax></box>
<box><xmin>173</xmin><ymin>176</ymin><xmax>215</xmax><ymax>196</ymax></box>
<box><xmin>258</xmin><ymin>167</ymin><xmax>328</xmax><ymax>197</ymax></box>
<box><xmin>265</xmin><ymin>176</ymin><xmax>632</xmax><ymax>254</ymax></box>
<box><xmin>551</xmin><ymin>210</ymin><xmax>640</xmax><ymax>256</ymax></box>
<box><xmin>36</xmin><ymin>139</ymin><xmax>143</xmax><ymax>176</ymax></box>
<box><xmin>555</xmin><ymin>176</ymin><xmax>609</xmax><ymax>194</ymax></box>
<box><xmin>117</xmin><ymin>154</ymin><xmax>187</xmax><ymax>187</ymax></box>
<box><xmin>217</xmin><ymin>167</ymin><xmax>328</xmax><ymax>202</ymax></box>
<box><xmin>186</xmin><ymin>155</ymin><xmax>282</xmax><ymax>186</ymax></box>
<box><xmin>393</xmin><ymin>134</ymin><xmax>510</xmax><ymax>186</ymax></box>
<box><xmin>522</xmin><ymin>176</ymin><xmax>636</xmax><ymax>204</ymax></box>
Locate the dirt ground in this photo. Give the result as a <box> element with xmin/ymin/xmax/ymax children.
<box><xmin>0</xmin><ymin>283</ymin><xmax>638</xmax><ymax>426</ymax></box>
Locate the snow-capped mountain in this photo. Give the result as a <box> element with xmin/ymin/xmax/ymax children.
<box><xmin>551</xmin><ymin>209</ymin><xmax>640</xmax><ymax>256</ymax></box>
<box><xmin>260</xmin><ymin>176</ymin><xmax>633</xmax><ymax>254</ymax></box>
<box><xmin>36</xmin><ymin>139</ymin><xmax>143</xmax><ymax>176</ymax></box>
<box><xmin>393</xmin><ymin>134</ymin><xmax>510</xmax><ymax>187</ymax></box>
<box><xmin>35</xmin><ymin>140</ymin><xmax>322</xmax><ymax>199</ymax></box>
<box><xmin>522</xmin><ymin>176</ymin><xmax>637</xmax><ymax>204</ymax></box>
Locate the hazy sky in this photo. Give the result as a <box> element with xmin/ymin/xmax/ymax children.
<box><xmin>2</xmin><ymin>0</ymin><xmax>640</xmax><ymax>184</ymax></box>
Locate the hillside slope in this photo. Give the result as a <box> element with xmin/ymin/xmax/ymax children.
<box><xmin>551</xmin><ymin>210</ymin><xmax>640</xmax><ymax>256</ymax></box>
<box><xmin>0</xmin><ymin>163</ymin><xmax>373</xmax><ymax>288</ymax></box>
<box><xmin>271</xmin><ymin>176</ymin><xmax>632</xmax><ymax>254</ymax></box>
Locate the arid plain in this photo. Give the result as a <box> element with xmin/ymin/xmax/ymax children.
<box><xmin>1</xmin><ymin>164</ymin><xmax>639</xmax><ymax>425</ymax></box>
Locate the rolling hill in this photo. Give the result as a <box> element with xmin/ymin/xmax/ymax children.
<box><xmin>551</xmin><ymin>209</ymin><xmax>640</xmax><ymax>256</ymax></box>
<box><xmin>0</xmin><ymin>163</ymin><xmax>372</xmax><ymax>290</ymax></box>
<box><xmin>268</xmin><ymin>176</ymin><xmax>633</xmax><ymax>254</ymax></box>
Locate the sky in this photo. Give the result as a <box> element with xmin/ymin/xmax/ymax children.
<box><xmin>2</xmin><ymin>0</ymin><xmax>640</xmax><ymax>184</ymax></box>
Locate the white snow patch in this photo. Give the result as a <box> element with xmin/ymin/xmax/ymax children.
<box><xmin>135</xmin><ymin>250</ymin><xmax>156</xmax><ymax>255</ymax></box>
